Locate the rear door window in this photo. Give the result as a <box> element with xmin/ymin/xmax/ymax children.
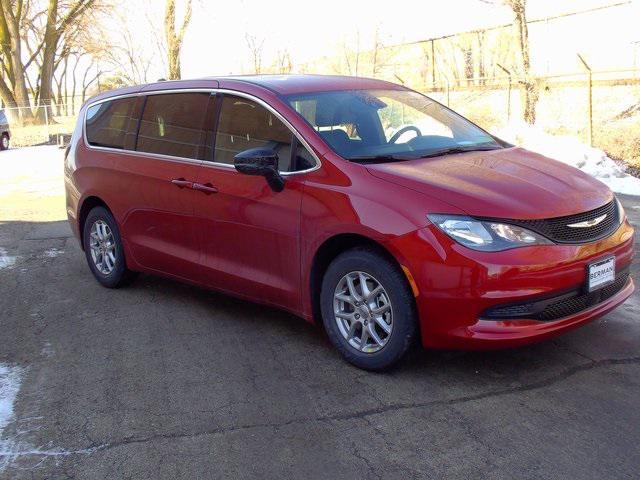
<box><xmin>137</xmin><ymin>92</ymin><xmax>211</xmax><ymax>160</ymax></box>
<box><xmin>85</xmin><ymin>97</ymin><xmax>141</xmax><ymax>149</ymax></box>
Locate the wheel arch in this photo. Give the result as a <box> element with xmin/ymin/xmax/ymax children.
<box><xmin>78</xmin><ymin>196</ymin><xmax>113</xmax><ymax>250</ymax></box>
<box><xmin>309</xmin><ymin>233</ymin><xmax>415</xmax><ymax>328</ymax></box>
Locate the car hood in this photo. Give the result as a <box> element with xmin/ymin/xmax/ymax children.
<box><xmin>366</xmin><ymin>147</ymin><xmax>613</xmax><ymax>219</ymax></box>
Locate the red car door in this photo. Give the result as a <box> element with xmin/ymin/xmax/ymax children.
<box><xmin>192</xmin><ymin>93</ymin><xmax>312</xmax><ymax>312</ymax></box>
<box><xmin>118</xmin><ymin>92</ymin><xmax>214</xmax><ymax>281</ymax></box>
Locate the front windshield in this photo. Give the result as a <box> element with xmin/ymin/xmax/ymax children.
<box><xmin>286</xmin><ymin>89</ymin><xmax>502</xmax><ymax>161</ymax></box>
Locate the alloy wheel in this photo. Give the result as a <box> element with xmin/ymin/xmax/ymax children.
<box><xmin>89</xmin><ymin>220</ymin><xmax>116</xmax><ymax>275</ymax></box>
<box><xmin>333</xmin><ymin>271</ymin><xmax>393</xmax><ymax>353</ymax></box>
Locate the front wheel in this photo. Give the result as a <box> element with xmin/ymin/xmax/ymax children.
<box><xmin>0</xmin><ymin>134</ymin><xmax>9</xmax><ymax>151</ymax></box>
<box><xmin>82</xmin><ymin>206</ymin><xmax>136</xmax><ymax>288</ymax></box>
<box><xmin>320</xmin><ymin>247</ymin><xmax>418</xmax><ymax>371</ymax></box>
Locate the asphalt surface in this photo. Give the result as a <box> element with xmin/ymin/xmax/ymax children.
<box><xmin>0</xmin><ymin>147</ymin><xmax>639</xmax><ymax>479</ymax></box>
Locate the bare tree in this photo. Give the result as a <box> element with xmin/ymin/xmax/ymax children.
<box><xmin>245</xmin><ymin>33</ymin><xmax>264</xmax><ymax>74</ymax></box>
<box><xmin>164</xmin><ymin>0</ymin><xmax>192</xmax><ymax>80</ymax></box>
<box><xmin>371</xmin><ymin>27</ymin><xmax>384</xmax><ymax>76</ymax></box>
<box><xmin>81</xmin><ymin>61</ymin><xmax>103</xmax><ymax>103</ymax></box>
<box><xmin>274</xmin><ymin>49</ymin><xmax>293</xmax><ymax>74</ymax></box>
<box><xmin>481</xmin><ymin>0</ymin><xmax>538</xmax><ymax>123</ymax></box>
<box><xmin>0</xmin><ymin>0</ymin><xmax>104</xmax><ymax>124</ymax></box>
<box><xmin>103</xmin><ymin>24</ymin><xmax>154</xmax><ymax>85</ymax></box>
<box><xmin>342</xmin><ymin>31</ymin><xmax>361</xmax><ymax>76</ymax></box>
<box><xmin>69</xmin><ymin>52</ymin><xmax>82</xmax><ymax>113</ymax></box>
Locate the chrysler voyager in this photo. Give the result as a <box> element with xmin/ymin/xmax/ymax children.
<box><xmin>65</xmin><ymin>75</ymin><xmax>635</xmax><ymax>370</ymax></box>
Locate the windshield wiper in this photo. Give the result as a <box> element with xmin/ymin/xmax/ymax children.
<box><xmin>347</xmin><ymin>154</ymin><xmax>421</xmax><ymax>164</ymax></box>
<box><xmin>347</xmin><ymin>144</ymin><xmax>501</xmax><ymax>163</ymax></box>
<box><xmin>419</xmin><ymin>144</ymin><xmax>502</xmax><ymax>158</ymax></box>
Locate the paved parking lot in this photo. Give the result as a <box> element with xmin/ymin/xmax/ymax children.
<box><xmin>1</xmin><ymin>146</ymin><xmax>639</xmax><ymax>479</ymax></box>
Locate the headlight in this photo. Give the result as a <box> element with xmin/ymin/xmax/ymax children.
<box><xmin>615</xmin><ymin>197</ymin><xmax>625</xmax><ymax>224</ymax></box>
<box><xmin>428</xmin><ymin>214</ymin><xmax>553</xmax><ymax>251</ymax></box>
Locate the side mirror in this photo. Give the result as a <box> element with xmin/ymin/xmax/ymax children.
<box><xmin>234</xmin><ymin>147</ymin><xmax>285</xmax><ymax>192</ymax></box>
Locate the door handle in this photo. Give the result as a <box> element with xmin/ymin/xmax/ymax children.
<box><xmin>171</xmin><ymin>178</ymin><xmax>193</xmax><ymax>189</ymax></box>
<box><xmin>193</xmin><ymin>182</ymin><xmax>218</xmax><ymax>194</ymax></box>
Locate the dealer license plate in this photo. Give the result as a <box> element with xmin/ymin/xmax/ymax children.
<box><xmin>587</xmin><ymin>256</ymin><xmax>615</xmax><ymax>292</ymax></box>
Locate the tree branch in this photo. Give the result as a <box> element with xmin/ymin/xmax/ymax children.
<box><xmin>57</xmin><ymin>0</ymin><xmax>96</xmax><ymax>36</ymax></box>
<box><xmin>176</xmin><ymin>0</ymin><xmax>192</xmax><ymax>44</ymax></box>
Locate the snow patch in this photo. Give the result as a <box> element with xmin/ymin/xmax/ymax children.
<box><xmin>0</xmin><ymin>362</ymin><xmax>99</xmax><ymax>471</ymax></box>
<box><xmin>42</xmin><ymin>248</ymin><xmax>64</xmax><ymax>258</ymax></box>
<box><xmin>41</xmin><ymin>342</ymin><xmax>54</xmax><ymax>359</ymax></box>
<box><xmin>0</xmin><ymin>248</ymin><xmax>17</xmax><ymax>270</ymax></box>
<box><xmin>497</xmin><ymin>123</ymin><xmax>640</xmax><ymax>196</ymax></box>
<box><xmin>0</xmin><ymin>364</ymin><xmax>23</xmax><ymax>471</ymax></box>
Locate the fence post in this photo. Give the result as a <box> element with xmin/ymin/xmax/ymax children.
<box><xmin>43</xmin><ymin>104</ymin><xmax>50</xmax><ymax>141</ymax></box>
<box><xmin>497</xmin><ymin>63</ymin><xmax>512</xmax><ymax>122</ymax></box>
<box><xmin>431</xmin><ymin>39</ymin><xmax>436</xmax><ymax>86</ymax></box>
<box><xmin>444</xmin><ymin>78</ymin><xmax>450</xmax><ymax>106</ymax></box>
<box><xmin>577</xmin><ymin>53</ymin><xmax>593</xmax><ymax>147</ymax></box>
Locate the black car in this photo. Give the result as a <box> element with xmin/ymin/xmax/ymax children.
<box><xmin>0</xmin><ymin>110</ymin><xmax>10</xmax><ymax>150</ymax></box>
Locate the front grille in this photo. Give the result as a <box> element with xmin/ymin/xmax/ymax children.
<box><xmin>538</xmin><ymin>271</ymin><xmax>629</xmax><ymax>321</ymax></box>
<box><xmin>482</xmin><ymin>268</ymin><xmax>630</xmax><ymax>322</ymax></box>
<box><xmin>516</xmin><ymin>200</ymin><xmax>618</xmax><ymax>243</ymax></box>
<box><xmin>486</xmin><ymin>200</ymin><xmax>620</xmax><ymax>244</ymax></box>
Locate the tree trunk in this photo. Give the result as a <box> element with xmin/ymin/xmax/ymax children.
<box><xmin>167</xmin><ymin>43</ymin><xmax>181</xmax><ymax>80</ymax></box>
<box><xmin>37</xmin><ymin>0</ymin><xmax>60</xmax><ymax>123</ymax></box>
<box><xmin>165</xmin><ymin>0</ymin><xmax>192</xmax><ymax>80</ymax></box>
<box><xmin>512</xmin><ymin>0</ymin><xmax>538</xmax><ymax>124</ymax></box>
<box><xmin>71</xmin><ymin>55</ymin><xmax>80</xmax><ymax>115</ymax></box>
<box><xmin>0</xmin><ymin>79</ymin><xmax>18</xmax><ymax>111</ymax></box>
<box><xmin>0</xmin><ymin>1</ymin><xmax>34</xmax><ymax>124</ymax></box>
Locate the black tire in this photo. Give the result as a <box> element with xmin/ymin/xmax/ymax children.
<box><xmin>0</xmin><ymin>134</ymin><xmax>9</xmax><ymax>151</ymax></box>
<box><xmin>320</xmin><ymin>247</ymin><xmax>418</xmax><ymax>371</ymax></box>
<box><xmin>82</xmin><ymin>206</ymin><xmax>136</xmax><ymax>288</ymax></box>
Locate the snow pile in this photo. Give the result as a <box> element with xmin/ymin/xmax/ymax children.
<box><xmin>497</xmin><ymin>122</ymin><xmax>640</xmax><ymax>196</ymax></box>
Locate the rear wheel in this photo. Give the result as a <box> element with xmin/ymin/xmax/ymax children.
<box><xmin>82</xmin><ymin>206</ymin><xmax>136</xmax><ymax>288</ymax></box>
<box><xmin>0</xmin><ymin>134</ymin><xmax>9</xmax><ymax>151</ymax></box>
<box><xmin>320</xmin><ymin>247</ymin><xmax>417</xmax><ymax>371</ymax></box>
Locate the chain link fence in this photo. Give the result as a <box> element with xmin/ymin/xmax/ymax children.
<box><xmin>3</xmin><ymin>72</ymin><xmax>639</xmax><ymax>172</ymax></box>
<box><xmin>419</xmin><ymin>69</ymin><xmax>640</xmax><ymax>169</ymax></box>
<box><xmin>1</xmin><ymin>99</ymin><xmax>84</xmax><ymax>149</ymax></box>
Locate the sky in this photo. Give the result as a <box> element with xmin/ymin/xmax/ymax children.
<box><xmin>117</xmin><ymin>0</ymin><xmax>639</xmax><ymax>79</ymax></box>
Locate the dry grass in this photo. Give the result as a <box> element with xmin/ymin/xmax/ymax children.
<box><xmin>594</xmin><ymin>117</ymin><xmax>640</xmax><ymax>175</ymax></box>
<box><xmin>9</xmin><ymin>116</ymin><xmax>76</xmax><ymax>148</ymax></box>
<box><xmin>431</xmin><ymin>84</ymin><xmax>640</xmax><ymax>178</ymax></box>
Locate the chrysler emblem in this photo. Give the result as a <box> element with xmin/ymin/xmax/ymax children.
<box><xmin>567</xmin><ymin>214</ymin><xmax>607</xmax><ymax>228</ymax></box>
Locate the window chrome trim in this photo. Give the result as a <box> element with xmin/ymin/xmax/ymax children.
<box><xmin>83</xmin><ymin>88</ymin><xmax>322</xmax><ymax>175</ymax></box>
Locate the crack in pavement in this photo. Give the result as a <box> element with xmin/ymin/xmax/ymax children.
<box><xmin>71</xmin><ymin>355</ymin><xmax>640</xmax><ymax>456</ymax></box>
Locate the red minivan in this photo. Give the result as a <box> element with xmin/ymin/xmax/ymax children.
<box><xmin>65</xmin><ymin>75</ymin><xmax>635</xmax><ymax>370</ymax></box>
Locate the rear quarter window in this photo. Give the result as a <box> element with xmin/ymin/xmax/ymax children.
<box><xmin>85</xmin><ymin>97</ymin><xmax>141</xmax><ymax>149</ymax></box>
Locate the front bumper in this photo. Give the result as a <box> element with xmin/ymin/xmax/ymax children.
<box><xmin>386</xmin><ymin>218</ymin><xmax>635</xmax><ymax>350</ymax></box>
